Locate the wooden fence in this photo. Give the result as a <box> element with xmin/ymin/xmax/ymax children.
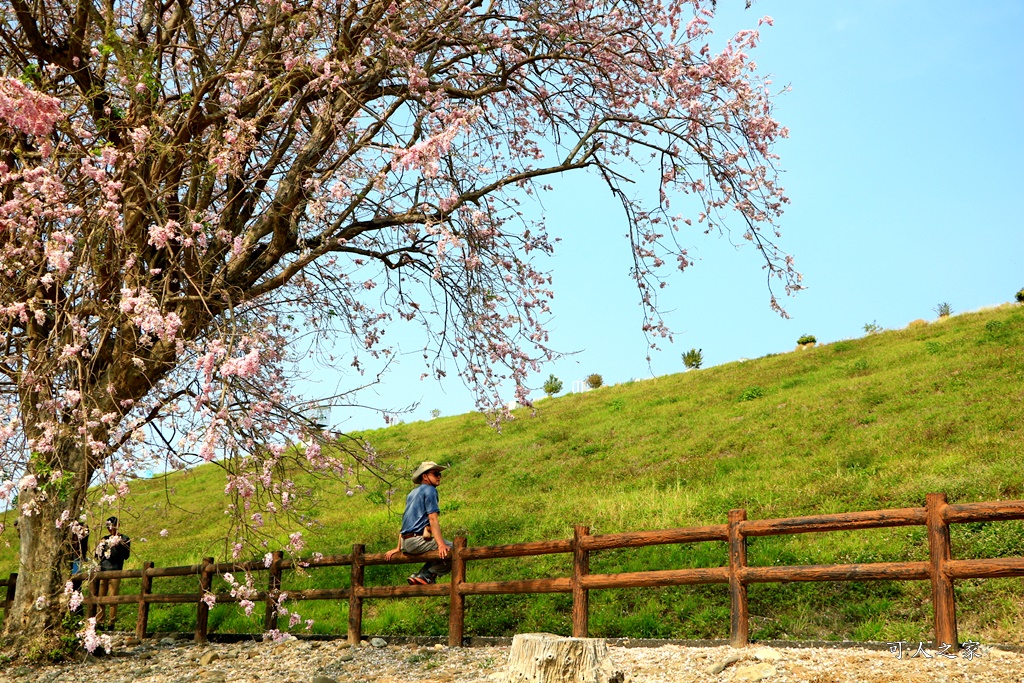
<box><xmin>3</xmin><ymin>492</ymin><xmax>1024</xmax><ymax>647</ymax></box>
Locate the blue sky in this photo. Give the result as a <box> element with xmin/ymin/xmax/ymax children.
<box><xmin>318</xmin><ymin>0</ymin><xmax>1024</xmax><ymax>431</ymax></box>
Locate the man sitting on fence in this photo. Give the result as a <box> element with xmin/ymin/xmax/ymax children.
<box><xmin>385</xmin><ymin>461</ymin><xmax>452</xmax><ymax>585</ymax></box>
<box><xmin>94</xmin><ymin>516</ymin><xmax>131</xmax><ymax>629</ymax></box>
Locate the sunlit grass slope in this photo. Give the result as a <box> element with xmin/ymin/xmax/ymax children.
<box><xmin>3</xmin><ymin>305</ymin><xmax>1023</xmax><ymax>643</ymax></box>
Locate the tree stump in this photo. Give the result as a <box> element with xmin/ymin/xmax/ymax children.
<box><xmin>505</xmin><ymin>633</ymin><xmax>624</xmax><ymax>683</ymax></box>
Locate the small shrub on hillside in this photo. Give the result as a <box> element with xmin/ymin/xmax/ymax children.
<box><xmin>934</xmin><ymin>302</ymin><xmax>952</xmax><ymax>317</ymax></box>
<box><xmin>924</xmin><ymin>341</ymin><xmax>942</xmax><ymax>355</ymax></box>
<box><xmin>430</xmin><ymin>408</ymin><xmax>441</xmax><ymax>419</ymax></box>
<box><xmin>585</xmin><ymin>373</ymin><xmax>604</xmax><ymax>389</ymax></box>
<box><xmin>849</xmin><ymin>358</ymin><xmax>870</xmax><ymax>375</ymax></box>
<box><xmin>682</xmin><ymin>348</ymin><xmax>704</xmax><ymax>369</ymax></box>
<box><xmin>981</xmin><ymin>319</ymin><xmax>1011</xmax><ymax>344</ymax></box>
<box><xmin>738</xmin><ymin>386</ymin><xmax>765</xmax><ymax>401</ymax></box>
<box><xmin>797</xmin><ymin>334</ymin><xmax>816</xmax><ymax>345</ymax></box>
<box><xmin>542</xmin><ymin>374</ymin><xmax>563</xmax><ymax>397</ymax></box>
<box><xmin>1016</xmin><ymin>288</ymin><xmax>1024</xmax><ymax>303</ymax></box>
<box><xmin>863</xmin><ymin>321</ymin><xmax>882</xmax><ymax>335</ymax></box>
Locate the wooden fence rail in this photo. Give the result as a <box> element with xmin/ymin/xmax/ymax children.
<box><xmin>3</xmin><ymin>492</ymin><xmax>1024</xmax><ymax>647</ymax></box>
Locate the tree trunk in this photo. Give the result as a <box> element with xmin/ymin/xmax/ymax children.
<box><xmin>5</xmin><ymin>344</ymin><xmax>168</xmax><ymax>650</ymax></box>
<box><xmin>504</xmin><ymin>633</ymin><xmax>624</xmax><ymax>683</ymax></box>
<box><xmin>2</xmin><ymin>445</ymin><xmax>91</xmax><ymax>648</ymax></box>
<box><xmin>4</xmin><ymin>492</ymin><xmax>70</xmax><ymax>643</ymax></box>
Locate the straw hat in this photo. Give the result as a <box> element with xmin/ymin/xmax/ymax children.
<box><xmin>411</xmin><ymin>461</ymin><xmax>448</xmax><ymax>484</ymax></box>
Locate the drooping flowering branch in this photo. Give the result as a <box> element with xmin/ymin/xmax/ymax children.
<box><xmin>0</xmin><ymin>0</ymin><xmax>796</xmax><ymax>643</ymax></box>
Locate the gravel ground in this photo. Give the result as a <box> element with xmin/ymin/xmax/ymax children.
<box><xmin>3</xmin><ymin>633</ymin><xmax>1023</xmax><ymax>683</ymax></box>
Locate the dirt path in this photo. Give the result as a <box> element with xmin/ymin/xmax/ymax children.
<box><xmin>3</xmin><ymin>634</ymin><xmax>1022</xmax><ymax>683</ymax></box>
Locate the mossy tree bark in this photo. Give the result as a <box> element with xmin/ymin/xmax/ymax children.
<box><xmin>4</xmin><ymin>441</ymin><xmax>92</xmax><ymax>650</ymax></box>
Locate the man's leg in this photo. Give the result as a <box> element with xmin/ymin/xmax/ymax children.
<box><xmin>106</xmin><ymin>578</ymin><xmax>121</xmax><ymax>628</ymax></box>
<box><xmin>426</xmin><ymin>539</ymin><xmax>454</xmax><ymax>576</ymax></box>
<box><xmin>96</xmin><ymin>579</ymin><xmax>108</xmax><ymax>625</ymax></box>
<box><xmin>401</xmin><ymin>537</ymin><xmax>428</xmax><ymax>583</ymax></box>
<box><xmin>406</xmin><ymin>537</ymin><xmax>453</xmax><ymax>577</ymax></box>
<box><xmin>402</xmin><ymin>537</ymin><xmax>450</xmax><ymax>583</ymax></box>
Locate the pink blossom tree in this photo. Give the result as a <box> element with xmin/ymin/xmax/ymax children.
<box><xmin>0</xmin><ymin>0</ymin><xmax>797</xmax><ymax>647</ymax></box>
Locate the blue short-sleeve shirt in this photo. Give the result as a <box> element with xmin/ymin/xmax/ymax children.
<box><xmin>400</xmin><ymin>484</ymin><xmax>440</xmax><ymax>535</ymax></box>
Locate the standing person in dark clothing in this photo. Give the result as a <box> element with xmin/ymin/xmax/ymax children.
<box><xmin>94</xmin><ymin>516</ymin><xmax>130</xmax><ymax>628</ymax></box>
<box><xmin>385</xmin><ymin>461</ymin><xmax>452</xmax><ymax>584</ymax></box>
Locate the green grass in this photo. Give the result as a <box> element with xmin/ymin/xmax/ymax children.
<box><xmin>3</xmin><ymin>305</ymin><xmax>1023</xmax><ymax>643</ymax></box>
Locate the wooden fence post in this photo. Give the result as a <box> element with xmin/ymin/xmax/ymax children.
<box><xmin>572</xmin><ymin>526</ymin><xmax>591</xmax><ymax>638</ymax></box>
<box><xmin>195</xmin><ymin>557</ymin><xmax>214</xmax><ymax>643</ymax></box>
<box><xmin>926</xmin><ymin>493</ymin><xmax>958</xmax><ymax>647</ymax></box>
<box><xmin>87</xmin><ymin>574</ymin><xmax>100</xmax><ymax>621</ymax></box>
<box><xmin>347</xmin><ymin>544</ymin><xmax>364</xmax><ymax>646</ymax></box>
<box><xmin>135</xmin><ymin>561</ymin><xmax>154</xmax><ymax>640</ymax></box>
<box><xmin>728</xmin><ymin>509</ymin><xmax>749</xmax><ymax>647</ymax></box>
<box><xmin>264</xmin><ymin>550</ymin><xmax>283</xmax><ymax>633</ymax></box>
<box><xmin>448</xmin><ymin>536</ymin><xmax>467</xmax><ymax>647</ymax></box>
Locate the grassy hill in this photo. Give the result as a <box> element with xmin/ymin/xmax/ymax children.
<box><xmin>2</xmin><ymin>304</ymin><xmax>1023</xmax><ymax>644</ymax></box>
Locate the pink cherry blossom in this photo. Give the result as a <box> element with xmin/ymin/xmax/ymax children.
<box><xmin>0</xmin><ymin>77</ymin><xmax>62</xmax><ymax>136</ymax></box>
<box><xmin>78</xmin><ymin>617</ymin><xmax>112</xmax><ymax>653</ymax></box>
